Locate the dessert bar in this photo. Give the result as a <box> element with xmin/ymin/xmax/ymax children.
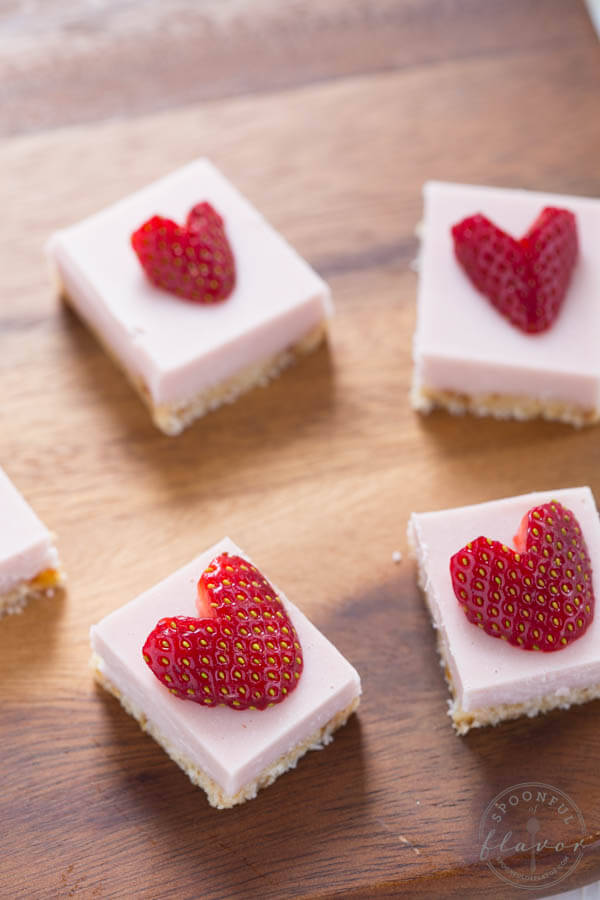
<box><xmin>408</xmin><ymin>487</ymin><xmax>600</xmax><ymax>733</ymax></box>
<box><xmin>90</xmin><ymin>537</ymin><xmax>361</xmax><ymax>807</ymax></box>
<box><xmin>0</xmin><ymin>466</ymin><xmax>64</xmax><ymax>617</ymax></box>
<box><xmin>48</xmin><ymin>159</ymin><xmax>332</xmax><ymax>435</ymax></box>
<box><xmin>412</xmin><ymin>181</ymin><xmax>600</xmax><ymax>425</ymax></box>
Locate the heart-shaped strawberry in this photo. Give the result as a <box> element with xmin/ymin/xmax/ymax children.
<box><xmin>142</xmin><ymin>554</ymin><xmax>303</xmax><ymax>710</ymax></box>
<box><xmin>450</xmin><ymin>501</ymin><xmax>594</xmax><ymax>651</ymax></box>
<box><xmin>131</xmin><ymin>201</ymin><xmax>236</xmax><ymax>303</ymax></box>
<box><xmin>451</xmin><ymin>207</ymin><xmax>578</xmax><ymax>333</ymax></box>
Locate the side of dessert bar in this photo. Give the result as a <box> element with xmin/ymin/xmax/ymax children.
<box><xmin>47</xmin><ymin>159</ymin><xmax>333</xmax><ymax>435</ymax></box>
<box><xmin>411</xmin><ymin>181</ymin><xmax>600</xmax><ymax>426</ymax></box>
<box><xmin>0</xmin><ymin>465</ymin><xmax>64</xmax><ymax>617</ymax></box>
<box><xmin>90</xmin><ymin>537</ymin><xmax>361</xmax><ymax>808</ymax></box>
<box><xmin>408</xmin><ymin>486</ymin><xmax>600</xmax><ymax>734</ymax></box>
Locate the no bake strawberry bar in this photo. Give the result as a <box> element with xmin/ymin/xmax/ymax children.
<box><xmin>0</xmin><ymin>466</ymin><xmax>64</xmax><ymax>617</ymax></box>
<box><xmin>47</xmin><ymin>159</ymin><xmax>332</xmax><ymax>435</ymax></box>
<box><xmin>412</xmin><ymin>182</ymin><xmax>600</xmax><ymax>425</ymax></box>
<box><xmin>90</xmin><ymin>537</ymin><xmax>361</xmax><ymax>808</ymax></box>
<box><xmin>408</xmin><ymin>487</ymin><xmax>600</xmax><ymax>734</ymax></box>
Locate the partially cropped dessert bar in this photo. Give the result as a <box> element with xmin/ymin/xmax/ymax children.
<box><xmin>412</xmin><ymin>181</ymin><xmax>600</xmax><ymax>426</ymax></box>
<box><xmin>408</xmin><ymin>487</ymin><xmax>600</xmax><ymax>734</ymax></box>
<box><xmin>90</xmin><ymin>537</ymin><xmax>361</xmax><ymax>808</ymax></box>
<box><xmin>47</xmin><ymin>159</ymin><xmax>332</xmax><ymax>435</ymax></box>
<box><xmin>0</xmin><ymin>466</ymin><xmax>64</xmax><ymax>617</ymax></box>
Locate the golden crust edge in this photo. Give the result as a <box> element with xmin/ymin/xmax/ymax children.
<box><xmin>91</xmin><ymin>652</ymin><xmax>360</xmax><ymax>809</ymax></box>
<box><xmin>407</xmin><ymin>529</ymin><xmax>600</xmax><ymax>735</ymax></box>
<box><xmin>411</xmin><ymin>381</ymin><xmax>599</xmax><ymax>427</ymax></box>
<box><xmin>147</xmin><ymin>320</ymin><xmax>328</xmax><ymax>435</ymax></box>
<box><xmin>60</xmin><ymin>284</ymin><xmax>328</xmax><ymax>436</ymax></box>
<box><xmin>0</xmin><ymin>568</ymin><xmax>65</xmax><ymax>618</ymax></box>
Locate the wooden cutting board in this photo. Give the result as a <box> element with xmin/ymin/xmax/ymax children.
<box><xmin>2</xmin><ymin>4</ymin><xmax>600</xmax><ymax>897</ymax></box>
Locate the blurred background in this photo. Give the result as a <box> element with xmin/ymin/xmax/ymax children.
<box><xmin>2</xmin><ymin>0</ymin><xmax>599</xmax><ymax>137</ymax></box>
<box><xmin>2</xmin><ymin>3</ymin><xmax>600</xmax><ymax>899</ymax></box>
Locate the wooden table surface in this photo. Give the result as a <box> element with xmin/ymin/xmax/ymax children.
<box><xmin>2</xmin><ymin>2</ymin><xmax>600</xmax><ymax>897</ymax></box>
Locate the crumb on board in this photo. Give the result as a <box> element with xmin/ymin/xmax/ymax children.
<box><xmin>392</xmin><ymin>550</ymin><xmax>403</xmax><ymax>564</ymax></box>
<box><xmin>399</xmin><ymin>835</ymin><xmax>421</xmax><ymax>855</ymax></box>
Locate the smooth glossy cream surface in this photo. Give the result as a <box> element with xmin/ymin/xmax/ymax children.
<box><xmin>414</xmin><ymin>182</ymin><xmax>600</xmax><ymax>409</ymax></box>
<box><xmin>0</xmin><ymin>466</ymin><xmax>59</xmax><ymax>592</ymax></box>
<box><xmin>48</xmin><ymin>160</ymin><xmax>332</xmax><ymax>405</ymax></box>
<box><xmin>90</xmin><ymin>537</ymin><xmax>361</xmax><ymax>797</ymax></box>
<box><xmin>409</xmin><ymin>487</ymin><xmax>600</xmax><ymax>711</ymax></box>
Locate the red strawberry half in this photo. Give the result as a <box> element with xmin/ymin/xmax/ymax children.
<box><xmin>131</xmin><ymin>201</ymin><xmax>235</xmax><ymax>304</ymax></box>
<box><xmin>450</xmin><ymin>501</ymin><xmax>594</xmax><ymax>651</ymax></box>
<box><xmin>142</xmin><ymin>553</ymin><xmax>303</xmax><ymax>710</ymax></box>
<box><xmin>451</xmin><ymin>207</ymin><xmax>578</xmax><ymax>333</ymax></box>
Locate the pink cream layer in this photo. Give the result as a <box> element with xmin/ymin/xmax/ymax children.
<box><xmin>414</xmin><ymin>182</ymin><xmax>600</xmax><ymax>411</ymax></box>
<box><xmin>90</xmin><ymin>537</ymin><xmax>361</xmax><ymax>798</ymax></box>
<box><xmin>0</xmin><ymin>466</ymin><xmax>59</xmax><ymax>594</ymax></box>
<box><xmin>47</xmin><ymin>159</ymin><xmax>332</xmax><ymax>407</ymax></box>
<box><xmin>408</xmin><ymin>487</ymin><xmax>600</xmax><ymax>712</ymax></box>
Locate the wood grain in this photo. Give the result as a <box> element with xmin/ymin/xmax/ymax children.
<box><xmin>2</xmin><ymin>2</ymin><xmax>600</xmax><ymax>897</ymax></box>
<box><xmin>0</xmin><ymin>0</ymin><xmax>597</xmax><ymax>138</ymax></box>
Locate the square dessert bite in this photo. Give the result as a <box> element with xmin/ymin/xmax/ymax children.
<box><xmin>0</xmin><ymin>466</ymin><xmax>64</xmax><ymax>617</ymax></box>
<box><xmin>90</xmin><ymin>537</ymin><xmax>361</xmax><ymax>808</ymax></box>
<box><xmin>408</xmin><ymin>487</ymin><xmax>600</xmax><ymax>734</ymax></box>
<box><xmin>412</xmin><ymin>181</ymin><xmax>600</xmax><ymax>426</ymax></box>
<box><xmin>47</xmin><ymin>159</ymin><xmax>332</xmax><ymax>435</ymax></box>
